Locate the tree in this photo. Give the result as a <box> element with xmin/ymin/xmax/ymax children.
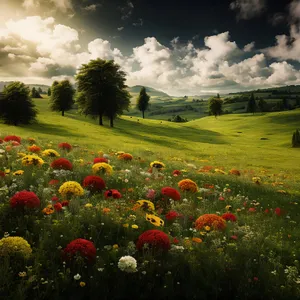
<box><xmin>208</xmin><ymin>97</ymin><xmax>223</xmax><ymax>117</ymax></box>
<box><xmin>31</xmin><ymin>87</ymin><xmax>42</xmax><ymax>98</ymax></box>
<box><xmin>136</xmin><ymin>87</ymin><xmax>150</xmax><ymax>118</ymax></box>
<box><xmin>49</xmin><ymin>80</ymin><xmax>75</xmax><ymax>116</ymax></box>
<box><xmin>247</xmin><ymin>93</ymin><xmax>257</xmax><ymax>114</ymax></box>
<box><xmin>47</xmin><ymin>87</ymin><xmax>51</xmax><ymax>96</ymax></box>
<box><xmin>258</xmin><ymin>98</ymin><xmax>267</xmax><ymax>112</ymax></box>
<box><xmin>75</xmin><ymin>58</ymin><xmax>131</xmax><ymax>127</ymax></box>
<box><xmin>38</xmin><ymin>87</ymin><xmax>43</xmax><ymax>94</ymax></box>
<box><xmin>0</xmin><ymin>81</ymin><xmax>37</xmax><ymax>125</ymax></box>
<box><xmin>217</xmin><ymin>93</ymin><xmax>220</xmax><ymax>99</ymax></box>
<box><xmin>282</xmin><ymin>98</ymin><xmax>288</xmax><ymax>110</ymax></box>
<box><xmin>292</xmin><ymin>129</ymin><xmax>300</xmax><ymax>147</ymax></box>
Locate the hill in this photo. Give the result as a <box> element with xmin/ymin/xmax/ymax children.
<box><xmin>0</xmin><ymin>81</ymin><xmax>50</xmax><ymax>92</ymax></box>
<box><xmin>128</xmin><ymin>85</ymin><xmax>171</xmax><ymax>97</ymax></box>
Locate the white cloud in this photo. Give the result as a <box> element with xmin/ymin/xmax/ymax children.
<box><xmin>83</xmin><ymin>4</ymin><xmax>101</xmax><ymax>12</ymax></box>
<box><xmin>50</xmin><ymin>0</ymin><xmax>73</xmax><ymax>13</ymax></box>
<box><xmin>22</xmin><ymin>0</ymin><xmax>40</xmax><ymax>9</ymax></box>
<box><xmin>266</xmin><ymin>61</ymin><xmax>299</xmax><ymax>85</ymax></box>
<box><xmin>289</xmin><ymin>0</ymin><xmax>300</xmax><ymax>21</ymax></box>
<box><xmin>229</xmin><ymin>0</ymin><xmax>266</xmax><ymax>20</ymax></box>
<box><xmin>118</xmin><ymin>27</ymin><xmax>124</xmax><ymax>31</ymax></box>
<box><xmin>243</xmin><ymin>41</ymin><xmax>255</xmax><ymax>52</ymax></box>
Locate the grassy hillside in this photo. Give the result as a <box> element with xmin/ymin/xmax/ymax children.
<box><xmin>1</xmin><ymin>97</ymin><xmax>300</xmax><ymax>184</ymax></box>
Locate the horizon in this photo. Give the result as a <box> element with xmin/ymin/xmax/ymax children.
<box><xmin>1</xmin><ymin>1</ymin><xmax>300</xmax><ymax>96</ymax></box>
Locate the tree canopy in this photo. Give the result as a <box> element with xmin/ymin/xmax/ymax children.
<box><xmin>49</xmin><ymin>80</ymin><xmax>75</xmax><ymax>116</ymax></box>
<box><xmin>247</xmin><ymin>93</ymin><xmax>257</xmax><ymax>114</ymax></box>
<box><xmin>208</xmin><ymin>97</ymin><xmax>223</xmax><ymax>117</ymax></box>
<box><xmin>75</xmin><ymin>58</ymin><xmax>131</xmax><ymax>127</ymax></box>
<box><xmin>0</xmin><ymin>81</ymin><xmax>37</xmax><ymax>125</ymax></box>
<box><xmin>136</xmin><ymin>87</ymin><xmax>150</xmax><ymax>118</ymax></box>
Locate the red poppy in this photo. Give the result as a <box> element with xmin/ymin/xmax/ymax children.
<box><xmin>10</xmin><ymin>190</ymin><xmax>40</xmax><ymax>209</ymax></box>
<box><xmin>58</xmin><ymin>142</ymin><xmax>72</xmax><ymax>151</ymax></box>
<box><xmin>54</xmin><ymin>202</ymin><xmax>63</xmax><ymax>211</ymax></box>
<box><xmin>172</xmin><ymin>170</ymin><xmax>181</xmax><ymax>176</ymax></box>
<box><xmin>49</xmin><ymin>179</ymin><xmax>60</xmax><ymax>185</ymax></box>
<box><xmin>51</xmin><ymin>196</ymin><xmax>59</xmax><ymax>202</ymax></box>
<box><xmin>221</xmin><ymin>212</ymin><xmax>237</xmax><ymax>222</ymax></box>
<box><xmin>136</xmin><ymin>230</ymin><xmax>171</xmax><ymax>252</ymax></box>
<box><xmin>63</xmin><ymin>238</ymin><xmax>96</xmax><ymax>262</ymax></box>
<box><xmin>61</xmin><ymin>200</ymin><xmax>69</xmax><ymax>207</ymax></box>
<box><xmin>161</xmin><ymin>187</ymin><xmax>181</xmax><ymax>201</ymax></box>
<box><xmin>248</xmin><ymin>207</ymin><xmax>256</xmax><ymax>212</ymax></box>
<box><xmin>93</xmin><ymin>157</ymin><xmax>108</xmax><ymax>164</ymax></box>
<box><xmin>165</xmin><ymin>210</ymin><xmax>181</xmax><ymax>221</ymax></box>
<box><xmin>275</xmin><ymin>207</ymin><xmax>283</xmax><ymax>216</ymax></box>
<box><xmin>104</xmin><ymin>189</ymin><xmax>122</xmax><ymax>199</ymax></box>
<box><xmin>172</xmin><ymin>237</ymin><xmax>179</xmax><ymax>244</ymax></box>
<box><xmin>83</xmin><ymin>175</ymin><xmax>106</xmax><ymax>192</ymax></box>
<box><xmin>4</xmin><ymin>135</ymin><xmax>21</xmax><ymax>143</ymax></box>
<box><xmin>51</xmin><ymin>158</ymin><xmax>73</xmax><ymax>170</ymax></box>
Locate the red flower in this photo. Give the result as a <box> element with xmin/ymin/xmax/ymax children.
<box><xmin>49</xmin><ymin>179</ymin><xmax>60</xmax><ymax>185</ymax></box>
<box><xmin>231</xmin><ymin>235</ymin><xmax>238</xmax><ymax>240</ymax></box>
<box><xmin>248</xmin><ymin>207</ymin><xmax>256</xmax><ymax>213</ymax></box>
<box><xmin>83</xmin><ymin>175</ymin><xmax>106</xmax><ymax>192</ymax></box>
<box><xmin>219</xmin><ymin>196</ymin><xmax>225</xmax><ymax>201</ymax></box>
<box><xmin>275</xmin><ymin>207</ymin><xmax>282</xmax><ymax>216</ymax></box>
<box><xmin>12</xmin><ymin>141</ymin><xmax>20</xmax><ymax>146</ymax></box>
<box><xmin>61</xmin><ymin>200</ymin><xmax>69</xmax><ymax>207</ymax></box>
<box><xmin>161</xmin><ymin>187</ymin><xmax>181</xmax><ymax>201</ymax></box>
<box><xmin>63</xmin><ymin>238</ymin><xmax>96</xmax><ymax>262</ymax></box>
<box><xmin>10</xmin><ymin>190</ymin><xmax>40</xmax><ymax>209</ymax></box>
<box><xmin>195</xmin><ymin>214</ymin><xmax>226</xmax><ymax>231</ymax></box>
<box><xmin>172</xmin><ymin>237</ymin><xmax>179</xmax><ymax>244</ymax></box>
<box><xmin>0</xmin><ymin>171</ymin><xmax>5</xmax><ymax>178</ymax></box>
<box><xmin>54</xmin><ymin>202</ymin><xmax>63</xmax><ymax>211</ymax></box>
<box><xmin>172</xmin><ymin>170</ymin><xmax>181</xmax><ymax>176</ymax></box>
<box><xmin>221</xmin><ymin>212</ymin><xmax>237</xmax><ymax>222</ymax></box>
<box><xmin>51</xmin><ymin>158</ymin><xmax>73</xmax><ymax>170</ymax></box>
<box><xmin>264</xmin><ymin>209</ymin><xmax>270</xmax><ymax>214</ymax></box>
<box><xmin>58</xmin><ymin>142</ymin><xmax>72</xmax><ymax>151</ymax></box>
<box><xmin>93</xmin><ymin>157</ymin><xmax>108</xmax><ymax>164</ymax></box>
<box><xmin>51</xmin><ymin>196</ymin><xmax>59</xmax><ymax>202</ymax></box>
<box><xmin>136</xmin><ymin>230</ymin><xmax>171</xmax><ymax>252</ymax></box>
<box><xmin>4</xmin><ymin>135</ymin><xmax>21</xmax><ymax>143</ymax></box>
<box><xmin>104</xmin><ymin>189</ymin><xmax>122</xmax><ymax>199</ymax></box>
<box><xmin>165</xmin><ymin>210</ymin><xmax>181</xmax><ymax>221</ymax></box>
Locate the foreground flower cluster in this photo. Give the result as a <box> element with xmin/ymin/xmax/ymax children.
<box><xmin>0</xmin><ymin>134</ymin><xmax>299</xmax><ymax>300</ymax></box>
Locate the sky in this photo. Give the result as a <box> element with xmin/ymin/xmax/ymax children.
<box><xmin>1</xmin><ymin>0</ymin><xmax>300</xmax><ymax>96</ymax></box>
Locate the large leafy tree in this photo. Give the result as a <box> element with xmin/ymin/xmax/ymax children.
<box><xmin>75</xmin><ymin>58</ymin><xmax>131</xmax><ymax>127</ymax></box>
<box><xmin>49</xmin><ymin>80</ymin><xmax>75</xmax><ymax>116</ymax></box>
<box><xmin>31</xmin><ymin>87</ymin><xmax>42</xmax><ymax>98</ymax></box>
<box><xmin>247</xmin><ymin>93</ymin><xmax>257</xmax><ymax>114</ymax></box>
<box><xmin>0</xmin><ymin>81</ymin><xmax>37</xmax><ymax>125</ymax></box>
<box><xmin>208</xmin><ymin>97</ymin><xmax>223</xmax><ymax>118</ymax></box>
<box><xmin>136</xmin><ymin>87</ymin><xmax>150</xmax><ymax>119</ymax></box>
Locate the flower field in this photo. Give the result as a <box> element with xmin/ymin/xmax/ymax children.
<box><xmin>0</xmin><ymin>134</ymin><xmax>299</xmax><ymax>299</ymax></box>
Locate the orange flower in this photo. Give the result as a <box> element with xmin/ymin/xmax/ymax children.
<box><xmin>195</xmin><ymin>214</ymin><xmax>226</xmax><ymax>231</ymax></box>
<box><xmin>42</xmin><ymin>205</ymin><xmax>54</xmax><ymax>215</ymax></box>
<box><xmin>178</xmin><ymin>179</ymin><xmax>198</xmax><ymax>193</ymax></box>
<box><xmin>229</xmin><ymin>169</ymin><xmax>241</xmax><ymax>176</ymax></box>
<box><xmin>198</xmin><ymin>166</ymin><xmax>213</xmax><ymax>173</ymax></box>
<box><xmin>127</xmin><ymin>188</ymin><xmax>134</xmax><ymax>193</ymax></box>
<box><xmin>102</xmin><ymin>208</ymin><xmax>111</xmax><ymax>214</ymax></box>
<box><xmin>118</xmin><ymin>153</ymin><xmax>133</xmax><ymax>161</ymax></box>
<box><xmin>192</xmin><ymin>237</ymin><xmax>203</xmax><ymax>243</ymax></box>
<box><xmin>28</xmin><ymin>145</ymin><xmax>41</xmax><ymax>153</ymax></box>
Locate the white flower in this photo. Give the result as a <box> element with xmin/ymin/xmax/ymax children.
<box><xmin>118</xmin><ymin>256</ymin><xmax>137</xmax><ymax>273</ymax></box>
<box><xmin>74</xmin><ymin>274</ymin><xmax>81</xmax><ymax>280</ymax></box>
<box><xmin>124</xmin><ymin>179</ymin><xmax>129</xmax><ymax>183</ymax></box>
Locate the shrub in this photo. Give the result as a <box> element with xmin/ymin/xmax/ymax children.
<box><xmin>292</xmin><ymin>129</ymin><xmax>300</xmax><ymax>147</ymax></box>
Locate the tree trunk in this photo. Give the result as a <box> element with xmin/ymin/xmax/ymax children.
<box><xmin>110</xmin><ymin>115</ymin><xmax>114</xmax><ymax>128</ymax></box>
<box><xmin>142</xmin><ymin>110</ymin><xmax>145</xmax><ymax>119</ymax></box>
<box><xmin>99</xmin><ymin>113</ymin><xmax>103</xmax><ymax>126</ymax></box>
<box><xmin>62</xmin><ymin>110</ymin><xmax>64</xmax><ymax>116</ymax></box>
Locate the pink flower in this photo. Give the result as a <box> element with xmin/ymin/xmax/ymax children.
<box><xmin>248</xmin><ymin>207</ymin><xmax>256</xmax><ymax>213</ymax></box>
<box><xmin>146</xmin><ymin>189</ymin><xmax>156</xmax><ymax>199</ymax></box>
<box><xmin>230</xmin><ymin>235</ymin><xmax>238</xmax><ymax>240</ymax></box>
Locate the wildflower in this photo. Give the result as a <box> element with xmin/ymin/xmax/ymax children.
<box><xmin>161</xmin><ymin>187</ymin><xmax>181</xmax><ymax>201</ymax></box>
<box><xmin>215</xmin><ymin>168</ymin><xmax>226</xmax><ymax>175</ymax></box>
<box><xmin>172</xmin><ymin>170</ymin><xmax>181</xmax><ymax>176</ymax></box>
<box><xmin>42</xmin><ymin>205</ymin><xmax>54</xmax><ymax>215</ymax></box>
<box><xmin>248</xmin><ymin>207</ymin><xmax>256</xmax><ymax>213</ymax></box>
<box><xmin>146</xmin><ymin>189</ymin><xmax>156</xmax><ymax>199</ymax></box>
<box><xmin>28</xmin><ymin>145</ymin><xmax>41</xmax><ymax>153</ymax></box>
<box><xmin>145</xmin><ymin>213</ymin><xmax>164</xmax><ymax>227</ymax></box>
<box><xmin>136</xmin><ymin>230</ymin><xmax>171</xmax><ymax>252</ymax></box>
<box><xmin>178</xmin><ymin>179</ymin><xmax>198</xmax><ymax>193</ymax></box>
<box><xmin>229</xmin><ymin>169</ymin><xmax>241</xmax><ymax>176</ymax></box>
<box><xmin>123</xmin><ymin>223</ymin><xmax>129</xmax><ymax>228</ymax></box>
<box><xmin>204</xmin><ymin>226</ymin><xmax>211</xmax><ymax>231</ymax></box>
<box><xmin>85</xmin><ymin>203</ymin><xmax>93</xmax><ymax>208</ymax></box>
<box><xmin>195</xmin><ymin>214</ymin><xmax>226</xmax><ymax>231</ymax></box>
<box><xmin>42</xmin><ymin>149</ymin><xmax>60</xmax><ymax>157</ymax></box>
<box><xmin>49</xmin><ymin>179</ymin><xmax>59</xmax><ymax>186</ymax></box>
<box><xmin>132</xmin><ymin>224</ymin><xmax>138</xmax><ymax>229</ymax></box>
<box><xmin>10</xmin><ymin>190</ymin><xmax>40</xmax><ymax>209</ymax></box>
<box><xmin>61</xmin><ymin>200</ymin><xmax>69</xmax><ymax>207</ymax></box>
<box><xmin>252</xmin><ymin>177</ymin><xmax>261</xmax><ymax>184</ymax></box>
<box><xmin>118</xmin><ymin>153</ymin><xmax>133</xmax><ymax>161</ymax></box>
<box><xmin>4</xmin><ymin>135</ymin><xmax>21</xmax><ymax>143</ymax></box>
<box><xmin>92</xmin><ymin>162</ymin><xmax>113</xmax><ymax>175</ymax></box>
<box><xmin>0</xmin><ymin>237</ymin><xmax>32</xmax><ymax>258</ymax></box>
<box><xmin>79</xmin><ymin>281</ymin><xmax>86</xmax><ymax>287</ymax></box>
<box><xmin>54</xmin><ymin>203</ymin><xmax>63</xmax><ymax>212</ymax></box>
<box><xmin>58</xmin><ymin>142</ymin><xmax>72</xmax><ymax>152</ymax></box>
<box><xmin>135</xmin><ymin>200</ymin><xmax>155</xmax><ymax>211</ymax></box>
<box><xmin>58</xmin><ymin>181</ymin><xmax>84</xmax><ymax>198</ymax></box>
<box><xmin>74</xmin><ymin>274</ymin><xmax>81</xmax><ymax>280</ymax></box>
<box><xmin>83</xmin><ymin>175</ymin><xmax>106</xmax><ymax>192</ymax></box>
<box><xmin>102</xmin><ymin>208</ymin><xmax>110</xmax><ymax>214</ymax></box>
<box><xmin>275</xmin><ymin>207</ymin><xmax>283</xmax><ymax>216</ymax></box>
<box><xmin>13</xmin><ymin>170</ymin><xmax>24</xmax><ymax>176</ymax></box>
<box><xmin>64</xmin><ymin>239</ymin><xmax>96</xmax><ymax>263</ymax></box>
<box><xmin>18</xmin><ymin>272</ymin><xmax>27</xmax><ymax>277</ymax></box>
<box><xmin>221</xmin><ymin>213</ymin><xmax>237</xmax><ymax>222</ymax></box>
<box><xmin>93</xmin><ymin>157</ymin><xmax>108</xmax><ymax>164</ymax></box>
<box><xmin>104</xmin><ymin>189</ymin><xmax>122</xmax><ymax>199</ymax></box>
<box><xmin>165</xmin><ymin>210</ymin><xmax>181</xmax><ymax>221</ymax></box>
<box><xmin>118</xmin><ymin>256</ymin><xmax>137</xmax><ymax>273</ymax></box>
<box><xmin>22</xmin><ymin>154</ymin><xmax>44</xmax><ymax>166</ymax></box>
<box><xmin>51</xmin><ymin>158</ymin><xmax>73</xmax><ymax>171</ymax></box>
<box><xmin>192</xmin><ymin>237</ymin><xmax>202</xmax><ymax>243</ymax></box>
<box><xmin>231</xmin><ymin>235</ymin><xmax>238</xmax><ymax>240</ymax></box>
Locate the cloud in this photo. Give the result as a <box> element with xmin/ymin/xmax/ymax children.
<box><xmin>119</xmin><ymin>1</ymin><xmax>134</xmax><ymax>20</ymax></box>
<box><xmin>2</xmin><ymin>16</ymin><xmax>300</xmax><ymax>95</ymax></box>
<box><xmin>133</xmin><ymin>18</ymin><xmax>143</xmax><ymax>27</ymax></box>
<box><xmin>117</xmin><ymin>27</ymin><xmax>124</xmax><ymax>31</ymax></box>
<box><xmin>22</xmin><ymin>0</ymin><xmax>40</xmax><ymax>9</ymax></box>
<box><xmin>229</xmin><ymin>0</ymin><xmax>266</xmax><ymax>20</ymax></box>
<box><xmin>83</xmin><ymin>4</ymin><xmax>101</xmax><ymax>12</ymax></box>
<box><xmin>50</xmin><ymin>0</ymin><xmax>73</xmax><ymax>13</ymax></box>
<box><xmin>243</xmin><ymin>41</ymin><xmax>255</xmax><ymax>52</ymax></box>
<box><xmin>269</xmin><ymin>12</ymin><xmax>286</xmax><ymax>26</ymax></box>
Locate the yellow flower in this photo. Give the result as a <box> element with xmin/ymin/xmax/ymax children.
<box><xmin>92</xmin><ymin>162</ymin><xmax>113</xmax><ymax>175</ymax></box>
<box><xmin>135</xmin><ymin>200</ymin><xmax>155</xmax><ymax>211</ymax></box>
<box><xmin>85</xmin><ymin>203</ymin><xmax>93</xmax><ymax>208</ymax></box>
<box><xmin>42</xmin><ymin>205</ymin><xmax>54</xmax><ymax>215</ymax></box>
<box><xmin>0</xmin><ymin>237</ymin><xmax>32</xmax><ymax>259</ymax></box>
<box><xmin>113</xmin><ymin>244</ymin><xmax>119</xmax><ymax>250</ymax></box>
<box><xmin>58</xmin><ymin>181</ymin><xmax>84</xmax><ymax>198</ymax></box>
<box><xmin>18</xmin><ymin>271</ymin><xmax>27</xmax><ymax>277</ymax></box>
<box><xmin>215</xmin><ymin>168</ymin><xmax>226</xmax><ymax>175</ymax></box>
<box><xmin>22</xmin><ymin>154</ymin><xmax>44</xmax><ymax>166</ymax></box>
<box><xmin>42</xmin><ymin>149</ymin><xmax>60</xmax><ymax>157</ymax></box>
<box><xmin>204</xmin><ymin>226</ymin><xmax>211</xmax><ymax>231</ymax></box>
<box><xmin>79</xmin><ymin>282</ymin><xmax>86</xmax><ymax>287</ymax></box>
<box><xmin>123</xmin><ymin>223</ymin><xmax>129</xmax><ymax>228</ymax></box>
<box><xmin>13</xmin><ymin>170</ymin><xmax>24</xmax><ymax>176</ymax></box>
<box><xmin>145</xmin><ymin>213</ymin><xmax>164</xmax><ymax>227</ymax></box>
<box><xmin>131</xmin><ymin>224</ymin><xmax>139</xmax><ymax>229</ymax></box>
<box><xmin>150</xmin><ymin>161</ymin><xmax>165</xmax><ymax>169</ymax></box>
<box><xmin>225</xmin><ymin>205</ymin><xmax>232</xmax><ymax>211</ymax></box>
<box><xmin>5</xmin><ymin>169</ymin><xmax>10</xmax><ymax>174</ymax></box>
<box><xmin>252</xmin><ymin>177</ymin><xmax>261</xmax><ymax>184</ymax></box>
<box><xmin>17</xmin><ymin>152</ymin><xmax>26</xmax><ymax>158</ymax></box>
<box><xmin>98</xmin><ymin>151</ymin><xmax>104</xmax><ymax>157</ymax></box>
